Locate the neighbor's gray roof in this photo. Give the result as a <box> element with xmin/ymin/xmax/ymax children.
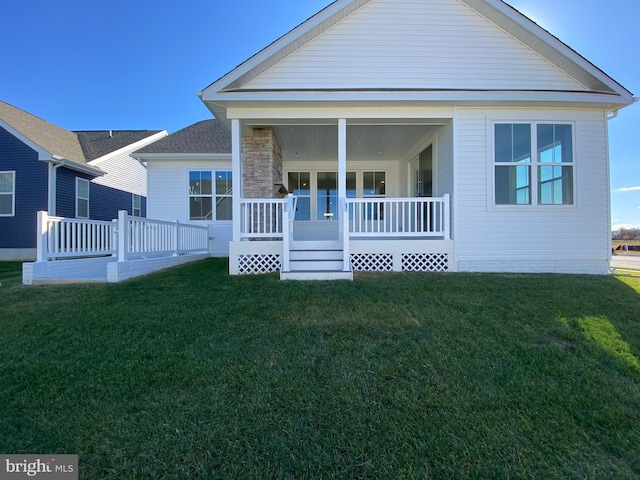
<box><xmin>0</xmin><ymin>100</ymin><xmax>87</xmax><ymax>163</ymax></box>
<box><xmin>134</xmin><ymin>119</ymin><xmax>231</xmax><ymax>155</ymax></box>
<box><xmin>0</xmin><ymin>100</ymin><xmax>164</xmax><ymax>164</ymax></box>
<box><xmin>75</xmin><ymin>130</ymin><xmax>164</xmax><ymax>160</ymax></box>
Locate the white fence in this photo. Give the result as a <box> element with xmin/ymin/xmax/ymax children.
<box><xmin>36</xmin><ymin>211</ymin><xmax>209</xmax><ymax>262</ymax></box>
<box><xmin>240</xmin><ymin>198</ymin><xmax>287</xmax><ymax>239</ymax></box>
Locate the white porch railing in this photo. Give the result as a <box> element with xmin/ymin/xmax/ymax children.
<box><xmin>347</xmin><ymin>194</ymin><xmax>450</xmax><ymax>239</ymax></box>
<box><xmin>36</xmin><ymin>211</ymin><xmax>209</xmax><ymax>262</ymax></box>
<box><xmin>240</xmin><ymin>198</ymin><xmax>287</xmax><ymax>239</ymax></box>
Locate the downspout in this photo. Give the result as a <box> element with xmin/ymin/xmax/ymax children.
<box><xmin>47</xmin><ymin>159</ymin><xmax>65</xmax><ymax>216</ymax></box>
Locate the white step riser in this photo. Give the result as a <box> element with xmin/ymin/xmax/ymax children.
<box><xmin>281</xmin><ymin>271</ymin><xmax>353</xmax><ymax>281</ymax></box>
<box><xmin>290</xmin><ymin>250</ymin><xmax>343</xmax><ymax>261</ymax></box>
<box><xmin>289</xmin><ymin>260</ymin><xmax>344</xmax><ymax>272</ymax></box>
<box><xmin>291</xmin><ymin>240</ymin><xmax>342</xmax><ymax>250</ymax></box>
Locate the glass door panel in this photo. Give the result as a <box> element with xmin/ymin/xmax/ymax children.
<box><xmin>288</xmin><ymin>172</ymin><xmax>311</xmax><ymax>220</ymax></box>
<box><xmin>316</xmin><ymin>172</ymin><xmax>338</xmax><ymax>220</ymax></box>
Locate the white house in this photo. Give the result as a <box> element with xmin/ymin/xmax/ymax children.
<box><xmin>144</xmin><ymin>0</ymin><xmax>636</xmax><ymax>280</ymax></box>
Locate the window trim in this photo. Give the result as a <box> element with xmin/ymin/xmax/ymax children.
<box><xmin>0</xmin><ymin>171</ymin><xmax>16</xmax><ymax>217</ymax></box>
<box><xmin>488</xmin><ymin>118</ymin><xmax>577</xmax><ymax>211</ymax></box>
<box><xmin>75</xmin><ymin>178</ymin><xmax>90</xmax><ymax>219</ymax></box>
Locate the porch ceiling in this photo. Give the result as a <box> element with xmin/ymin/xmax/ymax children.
<box><xmin>265</xmin><ymin>122</ymin><xmax>447</xmax><ymax>163</ymax></box>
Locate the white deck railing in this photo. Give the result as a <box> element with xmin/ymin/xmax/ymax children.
<box><xmin>37</xmin><ymin>212</ymin><xmax>116</xmax><ymax>261</ymax></box>
<box><xmin>36</xmin><ymin>211</ymin><xmax>209</xmax><ymax>262</ymax></box>
<box><xmin>120</xmin><ymin>213</ymin><xmax>209</xmax><ymax>260</ymax></box>
<box><xmin>240</xmin><ymin>198</ymin><xmax>287</xmax><ymax>239</ymax></box>
<box><xmin>347</xmin><ymin>195</ymin><xmax>450</xmax><ymax>238</ymax></box>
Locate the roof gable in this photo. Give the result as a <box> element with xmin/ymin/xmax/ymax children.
<box><xmin>243</xmin><ymin>0</ymin><xmax>583</xmax><ymax>92</ymax></box>
<box><xmin>0</xmin><ymin>100</ymin><xmax>86</xmax><ymax>163</ymax></box>
<box><xmin>202</xmin><ymin>0</ymin><xmax>633</xmax><ymax>106</ymax></box>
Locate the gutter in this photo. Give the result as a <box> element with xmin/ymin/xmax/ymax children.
<box><xmin>49</xmin><ymin>155</ymin><xmax>105</xmax><ymax>176</ymax></box>
<box><xmin>608</xmin><ymin>97</ymin><xmax>638</xmax><ymax>120</ymax></box>
<box><xmin>45</xmin><ymin>156</ymin><xmax>105</xmax><ymax>216</ymax></box>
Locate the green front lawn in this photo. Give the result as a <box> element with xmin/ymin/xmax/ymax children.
<box><xmin>1</xmin><ymin>260</ymin><xmax>639</xmax><ymax>478</ymax></box>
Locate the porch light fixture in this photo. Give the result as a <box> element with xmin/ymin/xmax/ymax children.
<box><xmin>274</xmin><ymin>183</ymin><xmax>288</xmax><ymax>195</ymax></box>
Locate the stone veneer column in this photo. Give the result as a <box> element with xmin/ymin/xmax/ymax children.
<box><xmin>241</xmin><ymin>128</ymin><xmax>283</xmax><ymax>199</ymax></box>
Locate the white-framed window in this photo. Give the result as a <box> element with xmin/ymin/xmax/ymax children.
<box><xmin>188</xmin><ymin>170</ymin><xmax>232</xmax><ymax>221</ymax></box>
<box><xmin>76</xmin><ymin>178</ymin><xmax>90</xmax><ymax>218</ymax></box>
<box><xmin>493</xmin><ymin>122</ymin><xmax>574</xmax><ymax>206</ymax></box>
<box><xmin>0</xmin><ymin>171</ymin><xmax>15</xmax><ymax>216</ymax></box>
<box><xmin>363</xmin><ymin>171</ymin><xmax>386</xmax><ymax>220</ymax></box>
<box><xmin>363</xmin><ymin>171</ymin><xmax>386</xmax><ymax>197</ymax></box>
<box><xmin>215</xmin><ymin>171</ymin><xmax>233</xmax><ymax>221</ymax></box>
<box><xmin>132</xmin><ymin>194</ymin><xmax>142</xmax><ymax>217</ymax></box>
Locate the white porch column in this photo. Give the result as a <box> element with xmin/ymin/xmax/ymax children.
<box><xmin>338</xmin><ymin>119</ymin><xmax>350</xmax><ymax>271</ymax></box>
<box><xmin>232</xmin><ymin>119</ymin><xmax>242</xmax><ymax>242</ymax></box>
<box><xmin>338</xmin><ymin>119</ymin><xmax>347</xmax><ymax>201</ymax></box>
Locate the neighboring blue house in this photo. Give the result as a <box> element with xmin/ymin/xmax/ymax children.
<box><xmin>0</xmin><ymin>100</ymin><xmax>167</xmax><ymax>259</ymax></box>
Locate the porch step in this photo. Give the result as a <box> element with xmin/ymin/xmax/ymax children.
<box><xmin>282</xmin><ymin>240</ymin><xmax>353</xmax><ymax>281</ymax></box>
<box><xmin>281</xmin><ymin>271</ymin><xmax>353</xmax><ymax>281</ymax></box>
<box><xmin>289</xmin><ymin>259</ymin><xmax>344</xmax><ymax>271</ymax></box>
<box><xmin>290</xmin><ymin>240</ymin><xmax>342</xmax><ymax>250</ymax></box>
<box><xmin>290</xmin><ymin>249</ymin><xmax>343</xmax><ymax>261</ymax></box>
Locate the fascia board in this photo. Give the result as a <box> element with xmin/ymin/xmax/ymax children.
<box><xmin>47</xmin><ymin>156</ymin><xmax>105</xmax><ymax>177</ymax></box>
<box><xmin>89</xmin><ymin>131</ymin><xmax>168</xmax><ymax>167</ymax></box>
<box><xmin>205</xmin><ymin>90</ymin><xmax>631</xmax><ymax>107</ymax></box>
<box><xmin>0</xmin><ymin>118</ymin><xmax>52</xmax><ymax>161</ymax></box>
<box><xmin>135</xmin><ymin>153</ymin><xmax>231</xmax><ymax>162</ymax></box>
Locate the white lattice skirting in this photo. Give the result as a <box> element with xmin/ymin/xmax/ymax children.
<box><xmin>351</xmin><ymin>253</ymin><xmax>393</xmax><ymax>272</ymax></box>
<box><xmin>238</xmin><ymin>254</ymin><xmax>281</xmax><ymax>275</ymax></box>
<box><xmin>402</xmin><ymin>253</ymin><xmax>449</xmax><ymax>272</ymax></box>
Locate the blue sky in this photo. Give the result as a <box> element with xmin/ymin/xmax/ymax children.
<box><xmin>1</xmin><ymin>0</ymin><xmax>638</xmax><ymax>228</ymax></box>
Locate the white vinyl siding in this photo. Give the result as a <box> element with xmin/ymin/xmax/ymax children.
<box><xmin>90</xmin><ymin>150</ymin><xmax>148</xmax><ymax>196</ymax></box>
<box><xmin>436</xmin><ymin>121</ymin><xmax>454</xmax><ymax>197</ymax></box>
<box><xmin>454</xmin><ymin>107</ymin><xmax>610</xmax><ymax>274</ymax></box>
<box><xmin>246</xmin><ymin>0</ymin><xmax>584</xmax><ymax>92</ymax></box>
<box><xmin>0</xmin><ymin>171</ymin><xmax>15</xmax><ymax>216</ymax></box>
<box><xmin>146</xmin><ymin>160</ymin><xmax>233</xmax><ymax>257</ymax></box>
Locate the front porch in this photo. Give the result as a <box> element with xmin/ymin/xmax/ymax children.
<box><xmin>227</xmin><ymin>113</ymin><xmax>455</xmax><ymax>279</ymax></box>
<box><xmin>230</xmin><ymin>195</ymin><xmax>454</xmax><ymax>280</ymax></box>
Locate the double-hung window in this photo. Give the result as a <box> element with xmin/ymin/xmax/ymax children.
<box><xmin>132</xmin><ymin>194</ymin><xmax>142</xmax><ymax>217</ymax></box>
<box><xmin>494</xmin><ymin>123</ymin><xmax>574</xmax><ymax>206</ymax></box>
<box><xmin>189</xmin><ymin>171</ymin><xmax>232</xmax><ymax>221</ymax></box>
<box><xmin>0</xmin><ymin>171</ymin><xmax>15</xmax><ymax>216</ymax></box>
<box><xmin>215</xmin><ymin>171</ymin><xmax>233</xmax><ymax>221</ymax></box>
<box><xmin>76</xmin><ymin>178</ymin><xmax>90</xmax><ymax>218</ymax></box>
<box><xmin>363</xmin><ymin>171</ymin><xmax>386</xmax><ymax>220</ymax></box>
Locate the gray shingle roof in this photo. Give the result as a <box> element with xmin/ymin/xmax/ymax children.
<box><xmin>0</xmin><ymin>100</ymin><xmax>164</xmax><ymax>164</ymax></box>
<box><xmin>75</xmin><ymin>130</ymin><xmax>164</xmax><ymax>160</ymax></box>
<box><xmin>0</xmin><ymin>100</ymin><xmax>87</xmax><ymax>163</ymax></box>
<box><xmin>134</xmin><ymin>119</ymin><xmax>231</xmax><ymax>154</ymax></box>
